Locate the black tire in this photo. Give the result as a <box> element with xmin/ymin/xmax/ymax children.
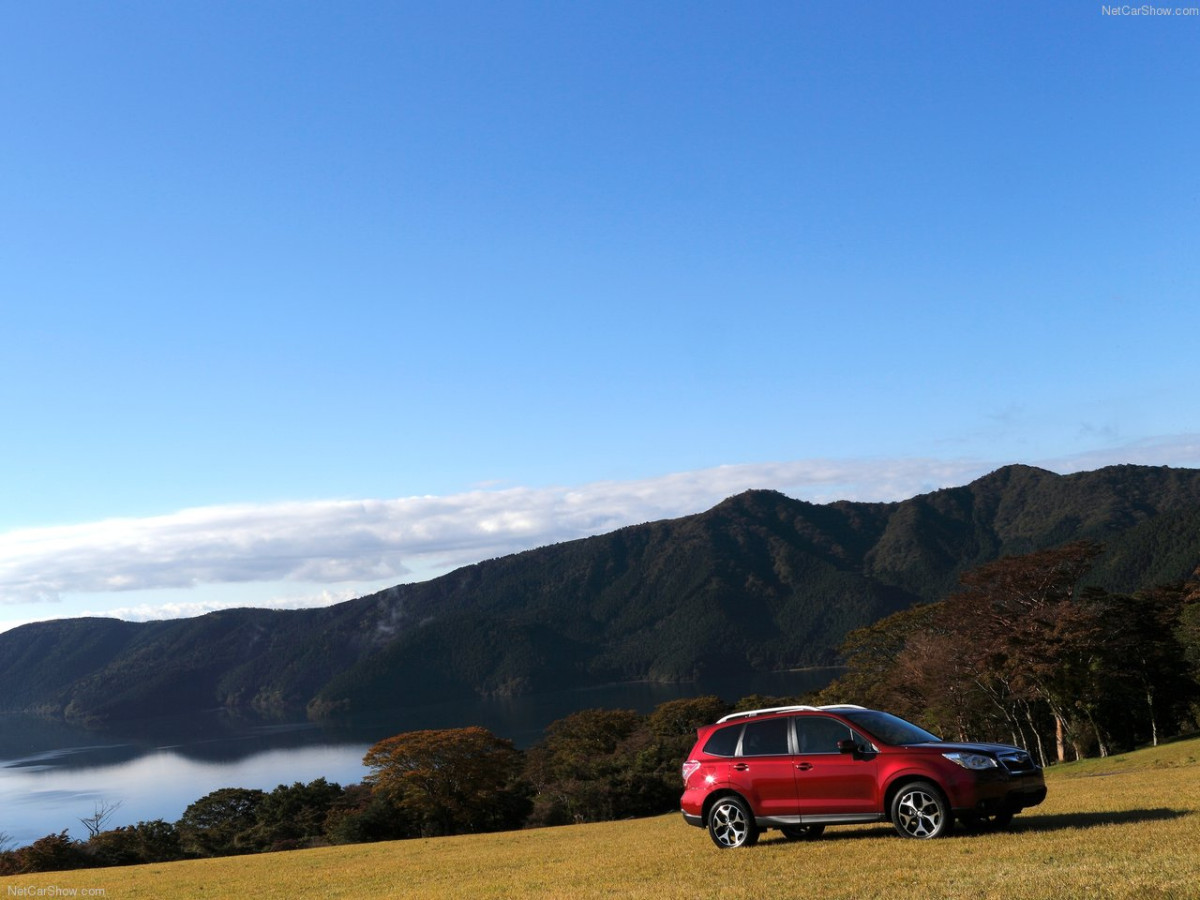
<box><xmin>780</xmin><ymin>824</ymin><xmax>826</xmax><ymax>841</ymax></box>
<box><xmin>707</xmin><ymin>796</ymin><xmax>759</xmax><ymax>849</ymax></box>
<box><xmin>890</xmin><ymin>782</ymin><xmax>952</xmax><ymax>839</ymax></box>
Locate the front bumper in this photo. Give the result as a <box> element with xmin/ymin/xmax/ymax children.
<box><xmin>954</xmin><ymin>770</ymin><xmax>1047</xmax><ymax>814</ymax></box>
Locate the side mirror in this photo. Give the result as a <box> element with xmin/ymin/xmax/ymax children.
<box><xmin>837</xmin><ymin>739</ymin><xmax>858</xmax><ymax>754</ymax></box>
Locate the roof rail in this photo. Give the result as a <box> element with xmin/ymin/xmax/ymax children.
<box><xmin>717</xmin><ymin>705</ymin><xmax>816</xmax><ymax>723</ymax></box>
<box><xmin>716</xmin><ymin>703</ymin><xmax>866</xmax><ymax>724</ymax></box>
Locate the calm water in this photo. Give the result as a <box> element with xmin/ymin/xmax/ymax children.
<box><xmin>0</xmin><ymin>670</ymin><xmax>837</xmax><ymax>847</ymax></box>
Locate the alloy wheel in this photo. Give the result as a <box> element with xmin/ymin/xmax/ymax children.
<box><xmin>894</xmin><ymin>787</ymin><xmax>947</xmax><ymax>838</ymax></box>
<box><xmin>708</xmin><ymin>798</ymin><xmax>755</xmax><ymax>848</ymax></box>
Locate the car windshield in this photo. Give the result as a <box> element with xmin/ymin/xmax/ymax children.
<box><xmin>839</xmin><ymin>710</ymin><xmax>942</xmax><ymax>746</ymax></box>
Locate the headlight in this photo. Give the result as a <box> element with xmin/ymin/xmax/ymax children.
<box><xmin>942</xmin><ymin>752</ymin><xmax>999</xmax><ymax>770</ymax></box>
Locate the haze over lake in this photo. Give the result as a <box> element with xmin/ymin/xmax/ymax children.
<box><xmin>0</xmin><ymin>670</ymin><xmax>833</xmax><ymax>847</ymax></box>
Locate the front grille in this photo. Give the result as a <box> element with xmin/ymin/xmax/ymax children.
<box><xmin>997</xmin><ymin>750</ymin><xmax>1037</xmax><ymax>774</ymax></box>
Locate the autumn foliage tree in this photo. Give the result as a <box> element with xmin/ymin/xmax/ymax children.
<box><xmin>0</xmin><ymin>832</ymin><xmax>89</xmax><ymax>875</ymax></box>
<box><xmin>363</xmin><ymin>726</ymin><xmax>529</xmax><ymax>837</ymax></box>
<box><xmin>820</xmin><ymin>541</ymin><xmax>1198</xmax><ymax>763</ymax></box>
<box><xmin>942</xmin><ymin>541</ymin><xmax>1112</xmax><ymax>758</ymax></box>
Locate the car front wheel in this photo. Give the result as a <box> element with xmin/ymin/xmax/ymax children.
<box><xmin>891</xmin><ymin>782</ymin><xmax>951</xmax><ymax>839</ymax></box>
<box><xmin>707</xmin><ymin>796</ymin><xmax>758</xmax><ymax>849</ymax></box>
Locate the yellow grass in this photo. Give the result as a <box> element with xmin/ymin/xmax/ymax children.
<box><xmin>4</xmin><ymin>737</ymin><xmax>1198</xmax><ymax>900</ymax></box>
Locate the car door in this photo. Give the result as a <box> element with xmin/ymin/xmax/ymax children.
<box><xmin>791</xmin><ymin>715</ymin><xmax>879</xmax><ymax>817</ymax></box>
<box><xmin>728</xmin><ymin>717</ymin><xmax>797</xmax><ymax>818</ymax></box>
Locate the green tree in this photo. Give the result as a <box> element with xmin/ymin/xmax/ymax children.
<box><xmin>645</xmin><ymin>696</ymin><xmax>730</xmax><ymax>745</ymax></box>
<box><xmin>1097</xmin><ymin>584</ymin><xmax>1198</xmax><ymax>748</ymax></box>
<box><xmin>84</xmin><ymin>820</ymin><xmax>183</xmax><ymax>866</ymax></box>
<box><xmin>1178</xmin><ymin>567</ymin><xmax>1200</xmax><ymax>681</ymax></box>
<box><xmin>324</xmin><ymin>783</ymin><xmax>410</xmax><ymax>844</ymax></box>
<box><xmin>248</xmin><ymin>778</ymin><xmax>344</xmax><ymax>850</ymax></box>
<box><xmin>640</xmin><ymin>696</ymin><xmax>730</xmax><ymax>778</ymax></box>
<box><xmin>524</xmin><ymin>708</ymin><xmax>657</xmax><ymax>825</ymax></box>
<box><xmin>177</xmin><ymin>787</ymin><xmax>267</xmax><ymax>857</ymax></box>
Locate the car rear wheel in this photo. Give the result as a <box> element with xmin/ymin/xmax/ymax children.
<box><xmin>707</xmin><ymin>796</ymin><xmax>758</xmax><ymax>849</ymax></box>
<box><xmin>780</xmin><ymin>824</ymin><xmax>825</xmax><ymax>841</ymax></box>
<box><xmin>891</xmin><ymin>782</ymin><xmax>951</xmax><ymax>839</ymax></box>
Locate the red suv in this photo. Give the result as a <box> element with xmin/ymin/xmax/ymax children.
<box><xmin>680</xmin><ymin>704</ymin><xmax>1046</xmax><ymax>848</ymax></box>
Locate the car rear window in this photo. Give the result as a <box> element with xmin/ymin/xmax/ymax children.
<box><xmin>702</xmin><ymin>724</ymin><xmax>742</xmax><ymax>757</ymax></box>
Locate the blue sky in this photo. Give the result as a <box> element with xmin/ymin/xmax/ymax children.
<box><xmin>2</xmin><ymin>1</ymin><xmax>1198</xmax><ymax>632</ymax></box>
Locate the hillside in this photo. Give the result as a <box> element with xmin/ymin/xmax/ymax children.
<box><xmin>3</xmin><ymin>463</ymin><xmax>1200</xmax><ymax>725</ymax></box>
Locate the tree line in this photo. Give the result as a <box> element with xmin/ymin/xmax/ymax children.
<box><xmin>3</xmin><ymin>540</ymin><xmax>1197</xmax><ymax>874</ymax></box>
<box><xmin>0</xmin><ymin>695</ymin><xmax>736</xmax><ymax>874</ymax></box>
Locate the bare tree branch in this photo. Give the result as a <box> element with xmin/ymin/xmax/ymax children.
<box><xmin>79</xmin><ymin>800</ymin><xmax>124</xmax><ymax>838</ymax></box>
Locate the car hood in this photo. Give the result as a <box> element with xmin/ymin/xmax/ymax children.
<box><xmin>906</xmin><ymin>741</ymin><xmax>1026</xmax><ymax>755</ymax></box>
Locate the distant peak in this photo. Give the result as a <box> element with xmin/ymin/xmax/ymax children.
<box><xmin>986</xmin><ymin>463</ymin><xmax>1058</xmax><ymax>477</ymax></box>
<box><xmin>967</xmin><ymin>464</ymin><xmax>1059</xmax><ymax>488</ymax></box>
<box><xmin>713</xmin><ymin>488</ymin><xmax>789</xmax><ymax>504</ymax></box>
<box><xmin>705</xmin><ymin>489</ymin><xmax>796</xmax><ymax>517</ymax></box>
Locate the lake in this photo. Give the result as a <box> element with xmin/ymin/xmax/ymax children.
<box><xmin>0</xmin><ymin>669</ymin><xmax>837</xmax><ymax>847</ymax></box>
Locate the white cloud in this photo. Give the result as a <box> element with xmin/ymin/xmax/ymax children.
<box><xmin>0</xmin><ymin>457</ymin><xmax>985</xmax><ymax>605</ymax></box>
<box><xmin>1042</xmin><ymin>434</ymin><xmax>1200</xmax><ymax>474</ymax></box>
<box><xmin>2</xmin><ymin>439</ymin><xmax>1196</xmax><ymax>610</ymax></box>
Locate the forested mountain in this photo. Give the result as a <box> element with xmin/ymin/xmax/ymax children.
<box><xmin>4</xmin><ymin>464</ymin><xmax>1200</xmax><ymax>726</ymax></box>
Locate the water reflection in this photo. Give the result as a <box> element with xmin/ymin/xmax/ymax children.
<box><xmin>0</xmin><ymin>669</ymin><xmax>837</xmax><ymax>847</ymax></box>
<box><xmin>1</xmin><ymin>743</ymin><xmax>368</xmax><ymax>848</ymax></box>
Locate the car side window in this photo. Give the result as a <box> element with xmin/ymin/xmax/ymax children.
<box><xmin>739</xmin><ymin>718</ymin><xmax>790</xmax><ymax>756</ymax></box>
<box><xmin>795</xmin><ymin>715</ymin><xmax>855</xmax><ymax>754</ymax></box>
<box><xmin>702</xmin><ymin>724</ymin><xmax>742</xmax><ymax>757</ymax></box>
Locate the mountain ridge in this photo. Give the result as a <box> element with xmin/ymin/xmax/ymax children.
<box><xmin>4</xmin><ymin>463</ymin><xmax>1200</xmax><ymax>725</ymax></box>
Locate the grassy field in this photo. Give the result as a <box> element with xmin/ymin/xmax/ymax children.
<box><xmin>3</xmin><ymin>736</ymin><xmax>1198</xmax><ymax>900</ymax></box>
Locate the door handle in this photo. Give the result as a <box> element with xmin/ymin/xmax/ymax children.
<box><xmin>795</xmin><ymin>762</ymin><xmax>813</xmax><ymax>771</ymax></box>
<box><xmin>733</xmin><ymin>763</ymin><xmax>749</xmax><ymax>772</ymax></box>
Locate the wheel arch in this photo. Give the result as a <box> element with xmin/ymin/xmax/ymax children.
<box><xmin>701</xmin><ymin>788</ymin><xmax>751</xmax><ymax>825</ymax></box>
<box><xmin>883</xmin><ymin>773</ymin><xmax>951</xmax><ymax>815</ymax></box>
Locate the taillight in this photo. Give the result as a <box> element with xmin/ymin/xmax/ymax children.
<box><xmin>681</xmin><ymin>760</ymin><xmax>701</xmax><ymax>786</ymax></box>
